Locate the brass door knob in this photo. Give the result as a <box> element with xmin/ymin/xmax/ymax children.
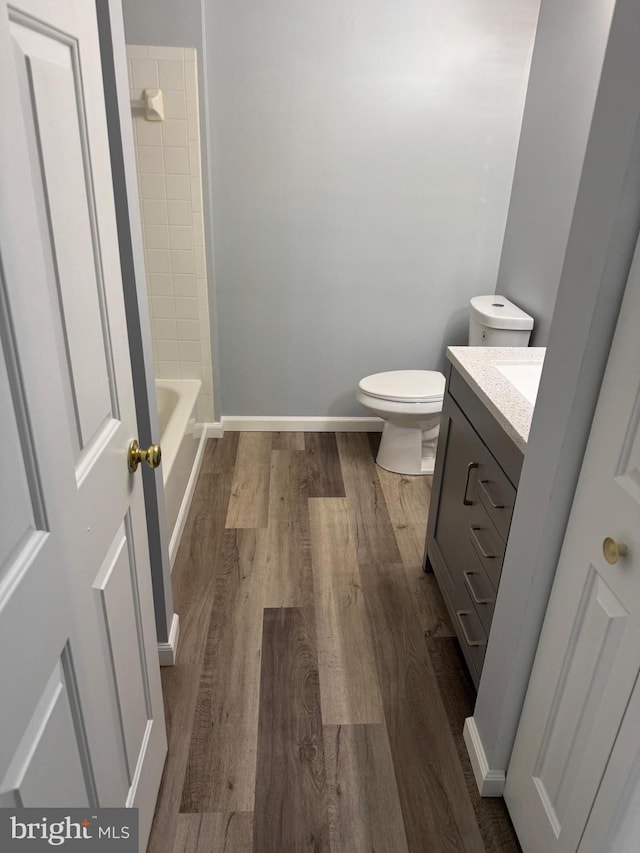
<box><xmin>602</xmin><ymin>537</ymin><xmax>629</xmax><ymax>565</ymax></box>
<box><xmin>128</xmin><ymin>439</ymin><xmax>161</xmax><ymax>473</ymax></box>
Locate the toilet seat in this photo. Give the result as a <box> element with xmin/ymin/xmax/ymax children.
<box><xmin>358</xmin><ymin>370</ymin><xmax>445</xmax><ymax>403</ymax></box>
<box><xmin>356</xmin><ymin>370</ymin><xmax>445</xmax><ymax>475</ymax></box>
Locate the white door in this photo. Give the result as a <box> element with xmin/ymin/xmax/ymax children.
<box><xmin>504</xmin><ymin>226</ymin><xmax>640</xmax><ymax>851</ymax></box>
<box><xmin>0</xmin><ymin>0</ymin><xmax>166</xmax><ymax>849</ymax></box>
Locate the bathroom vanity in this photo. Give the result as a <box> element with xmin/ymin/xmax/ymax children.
<box><xmin>423</xmin><ymin>347</ymin><xmax>545</xmax><ymax>687</ymax></box>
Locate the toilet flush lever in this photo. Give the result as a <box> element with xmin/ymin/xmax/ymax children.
<box><xmin>463</xmin><ymin>462</ymin><xmax>479</xmax><ymax>505</ymax></box>
<box><xmin>128</xmin><ymin>439</ymin><xmax>161</xmax><ymax>473</ymax></box>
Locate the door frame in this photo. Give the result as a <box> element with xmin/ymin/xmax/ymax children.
<box><xmin>465</xmin><ymin>0</ymin><xmax>640</xmax><ymax>793</ymax></box>
<box><xmin>95</xmin><ymin>0</ymin><xmax>178</xmax><ymax>662</ymax></box>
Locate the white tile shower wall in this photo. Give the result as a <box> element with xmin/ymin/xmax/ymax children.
<box><xmin>127</xmin><ymin>45</ymin><xmax>214</xmax><ymax>422</ymax></box>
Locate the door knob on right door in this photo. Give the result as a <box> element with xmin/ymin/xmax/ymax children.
<box><xmin>602</xmin><ymin>536</ymin><xmax>629</xmax><ymax>565</ymax></box>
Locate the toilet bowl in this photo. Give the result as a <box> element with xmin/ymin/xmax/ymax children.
<box><xmin>356</xmin><ymin>370</ymin><xmax>445</xmax><ymax>475</ymax></box>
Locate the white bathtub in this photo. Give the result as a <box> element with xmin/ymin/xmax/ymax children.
<box><xmin>156</xmin><ymin>378</ymin><xmax>205</xmax><ymax>568</ymax></box>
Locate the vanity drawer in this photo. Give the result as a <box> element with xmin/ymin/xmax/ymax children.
<box><xmin>429</xmin><ymin>545</ymin><xmax>486</xmax><ymax>687</ymax></box>
<box><xmin>468</xmin><ymin>504</ymin><xmax>505</xmax><ymax>590</ymax></box>
<box><xmin>476</xmin><ymin>458</ymin><xmax>516</xmax><ymax>541</ymax></box>
<box><xmin>448</xmin><ymin>527</ymin><xmax>497</xmax><ymax>637</ymax></box>
<box><xmin>462</xmin><ymin>559</ymin><xmax>496</xmax><ymax>634</ymax></box>
<box><xmin>434</xmin><ymin>519</ymin><xmax>497</xmax><ymax>635</ymax></box>
<box><xmin>448</xmin><ymin>366</ymin><xmax>523</xmax><ymax>486</ymax></box>
<box><xmin>453</xmin><ymin>584</ymin><xmax>487</xmax><ymax>685</ymax></box>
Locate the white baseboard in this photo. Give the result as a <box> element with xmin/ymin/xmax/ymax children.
<box><xmin>463</xmin><ymin>717</ymin><xmax>506</xmax><ymax>797</ymax></box>
<box><xmin>158</xmin><ymin>613</ymin><xmax>180</xmax><ymax>666</ymax></box>
<box><xmin>204</xmin><ymin>421</ymin><xmax>224</xmax><ymax>438</ymax></box>
<box><xmin>221</xmin><ymin>416</ymin><xmax>384</xmax><ymax>432</ymax></box>
<box><xmin>168</xmin><ymin>425</ymin><xmax>208</xmax><ymax>571</ymax></box>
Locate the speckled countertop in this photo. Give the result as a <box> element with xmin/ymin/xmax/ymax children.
<box><xmin>447</xmin><ymin>346</ymin><xmax>546</xmax><ymax>451</ymax></box>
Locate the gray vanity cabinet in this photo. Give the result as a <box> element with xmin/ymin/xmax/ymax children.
<box><xmin>424</xmin><ymin>365</ymin><xmax>523</xmax><ymax>687</ymax></box>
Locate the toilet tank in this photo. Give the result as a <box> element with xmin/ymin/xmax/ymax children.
<box><xmin>468</xmin><ymin>295</ymin><xmax>534</xmax><ymax>346</ymax></box>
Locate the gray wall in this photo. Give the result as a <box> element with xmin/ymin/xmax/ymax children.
<box><xmin>206</xmin><ymin>0</ymin><xmax>539</xmax><ymax>416</ymax></box>
<box><xmin>121</xmin><ymin>0</ymin><xmax>202</xmax><ymax>54</ymax></box>
<box><xmin>495</xmin><ymin>0</ymin><xmax>614</xmax><ymax>344</ymax></box>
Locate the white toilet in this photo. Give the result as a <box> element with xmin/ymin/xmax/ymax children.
<box><xmin>357</xmin><ymin>295</ymin><xmax>534</xmax><ymax>475</ymax></box>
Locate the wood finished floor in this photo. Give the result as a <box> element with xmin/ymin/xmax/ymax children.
<box><xmin>149</xmin><ymin>432</ymin><xmax>521</xmax><ymax>853</ymax></box>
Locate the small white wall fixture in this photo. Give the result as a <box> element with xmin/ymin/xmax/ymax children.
<box><xmin>131</xmin><ymin>86</ymin><xmax>165</xmax><ymax>120</ymax></box>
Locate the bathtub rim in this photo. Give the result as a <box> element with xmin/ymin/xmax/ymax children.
<box><xmin>156</xmin><ymin>377</ymin><xmax>201</xmax><ymax>487</ymax></box>
<box><xmin>155</xmin><ymin>377</ymin><xmax>206</xmax><ymax>570</ymax></box>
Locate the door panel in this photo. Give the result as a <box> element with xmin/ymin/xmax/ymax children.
<box><xmin>94</xmin><ymin>518</ymin><xmax>151</xmax><ymax>784</ymax></box>
<box><xmin>0</xmin><ymin>657</ymin><xmax>90</xmax><ymax>808</ymax></box>
<box><xmin>11</xmin><ymin>14</ymin><xmax>116</xmax><ymax>464</ymax></box>
<box><xmin>504</xmin><ymin>226</ymin><xmax>640</xmax><ymax>851</ymax></box>
<box><xmin>578</xmin><ymin>673</ymin><xmax>640</xmax><ymax>852</ymax></box>
<box><xmin>615</xmin><ymin>384</ymin><xmax>640</xmax><ymax>499</ymax></box>
<box><xmin>0</xmin><ymin>340</ymin><xmax>46</xmax><ymax>577</ymax></box>
<box><xmin>532</xmin><ymin>567</ymin><xmax>629</xmax><ymax>833</ymax></box>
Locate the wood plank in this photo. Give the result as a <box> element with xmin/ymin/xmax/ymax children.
<box><xmin>336</xmin><ymin>432</ymin><xmax>402</xmax><ymax>565</ymax></box>
<box><xmin>225</xmin><ymin>432</ymin><xmax>271</xmax><ymax>528</ymax></box>
<box><xmin>269</xmin><ymin>449</ymin><xmax>308</xmax><ymax>524</ymax></box>
<box><xmin>172</xmin><ymin>438</ymin><xmax>239</xmax><ymax>619</ymax></box>
<box><xmin>148</xmin><ymin>438</ymin><xmax>237</xmax><ymax>853</ymax></box>
<box><xmin>272</xmin><ymin>431</ymin><xmax>305</xmax><ymax>450</ymax></box>
<box><xmin>367</xmin><ymin>430</ymin><xmax>382</xmax><ymax>458</ymax></box>
<box><xmin>261</xmin><ymin>449</ymin><xmax>313</xmax><ymax>607</ymax></box>
<box><xmin>306</xmin><ymin>432</ymin><xmax>346</xmax><ymax>497</ymax></box>
<box><xmin>426</xmin><ymin>637</ymin><xmax>521</xmax><ymax>853</ymax></box>
<box><xmin>173</xmin><ymin>813</ymin><xmax>253</xmax><ymax>853</ymax></box>
<box><xmin>199</xmin><ymin>432</ymin><xmax>239</xmax><ymax>476</ymax></box>
<box><xmin>358</xmin><ymin>559</ymin><xmax>485</xmax><ymax>852</ymax></box>
<box><xmin>247</xmin><ymin>524</ymin><xmax>313</xmax><ymax>610</ymax></box>
<box><xmin>376</xmin><ymin>467</ymin><xmax>454</xmax><ymax>638</ymax></box>
<box><xmin>253</xmin><ymin>608</ymin><xmax>329</xmax><ymax>852</ymax></box>
<box><xmin>309</xmin><ymin>498</ymin><xmax>384</xmax><ymax>724</ymax></box>
<box><xmin>180</xmin><ymin>529</ymin><xmax>265</xmax><ymax>814</ymax></box>
<box><xmin>324</xmin><ymin>724</ymin><xmax>409</xmax><ymax>853</ymax></box>
<box><xmin>374</xmin><ymin>467</ymin><xmax>431</xmax><ymax>570</ymax></box>
<box><xmin>235</xmin><ymin>522</ymin><xmax>312</xmax><ymax>613</ymax></box>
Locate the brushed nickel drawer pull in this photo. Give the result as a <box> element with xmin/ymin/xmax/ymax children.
<box><xmin>479</xmin><ymin>479</ymin><xmax>505</xmax><ymax>509</ymax></box>
<box><xmin>463</xmin><ymin>570</ymin><xmax>494</xmax><ymax>605</ymax></box>
<box><xmin>470</xmin><ymin>527</ymin><xmax>497</xmax><ymax>559</ymax></box>
<box><xmin>463</xmin><ymin>462</ymin><xmax>479</xmax><ymax>505</ymax></box>
<box><xmin>456</xmin><ymin>610</ymin><xmax>486</xmax><ymax>647</ymax></box>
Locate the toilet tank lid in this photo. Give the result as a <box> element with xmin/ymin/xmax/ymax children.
<box><xmin>470</xmin><ymin>295</ymin><xmax>534</xmax><ymax>330</ymax></box>
<box><xmin>358</xmin><ymin>370</ymin><xmax>445</xmax><ymax>402</ymax></box>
